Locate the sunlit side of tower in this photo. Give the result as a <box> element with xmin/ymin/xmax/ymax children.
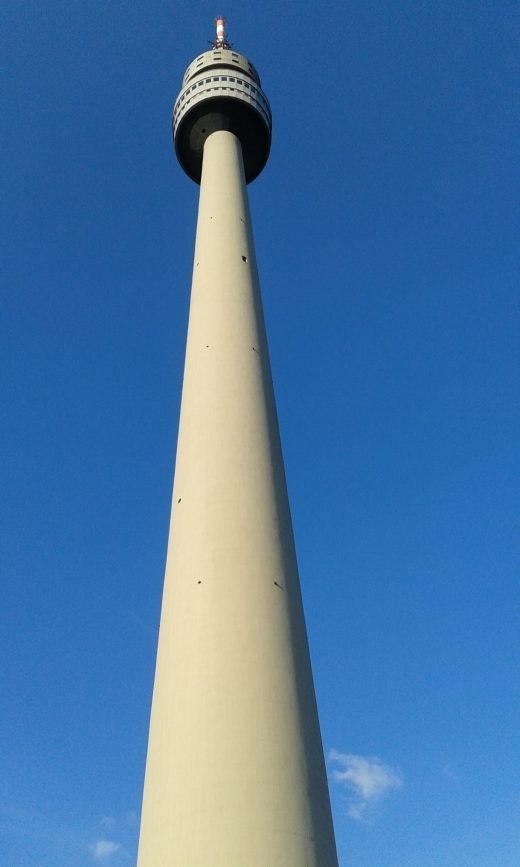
<box><xmin>137</xmin><ymin>20</ymin><xmax>339</xmax><ymax>866</ymax></box>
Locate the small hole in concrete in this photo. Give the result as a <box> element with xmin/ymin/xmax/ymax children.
<box><xmin>242</xmin><ymin>255</ymin><xmax>248</xmax><ymax>262</ymax></box>
<box><xmin>178</xmin><ymin>498</ymin><xmax>181</xmax><ymax>503</ymax></box>
<box><xmin>197</xmin><ymin>580</ymin><xmax>202</xmax><ymax>584</ymax></box>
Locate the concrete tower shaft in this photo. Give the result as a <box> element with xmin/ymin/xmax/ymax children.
<box><xmin>137</xmin><ymin>33</ymin><xmax>338</xmax><ymax>867</ymax></box>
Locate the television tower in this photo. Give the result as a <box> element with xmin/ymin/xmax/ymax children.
<box><xmin>137</xmin><ymin>19</ymin><xmax>339</xmax><ymax>866</ymax></box>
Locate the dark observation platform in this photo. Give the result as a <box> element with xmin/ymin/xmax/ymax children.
<box><xmin>173</xmin><ymin>46</ymin><xmax>272</xmax><ymax>184</ymax></box>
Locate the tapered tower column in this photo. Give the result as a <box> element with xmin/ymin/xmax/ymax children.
<box><xmin>137</xmin><ymin>24</ymin><xmax>338</xmax><ymax>867</ymax></box>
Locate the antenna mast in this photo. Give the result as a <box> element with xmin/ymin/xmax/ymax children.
<box><xmin>213</xmin><ymin>16</ymin><xmax>231</xmax><ymax>49</ymax></box>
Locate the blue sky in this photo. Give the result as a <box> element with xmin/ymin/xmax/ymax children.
<box><xmin>1</xmin><ymin>1</ymin><xmax>518</xmax><ymax>865</ymax></box>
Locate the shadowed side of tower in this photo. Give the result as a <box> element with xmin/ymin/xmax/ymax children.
<box><xmin>137</xmin><ymin>22</ymin><xmax>339</xmax><ymax>867</ymax></box>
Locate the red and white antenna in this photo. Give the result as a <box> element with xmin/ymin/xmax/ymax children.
<box><xmin>213</xmin><ymin>16</ymin><xmax>230</xmax><ymax>49</ymax></box>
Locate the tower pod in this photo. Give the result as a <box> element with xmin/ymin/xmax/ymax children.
<box><xmin>173</xmin><ymin>47</ymin><xmax>272</xmax><ymax>184</ymax></box>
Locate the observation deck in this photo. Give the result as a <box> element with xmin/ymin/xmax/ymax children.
<box><xmin>173</xmin><ymin>45</ymin><xmax>272</xmax><ymax>184</ymax></box>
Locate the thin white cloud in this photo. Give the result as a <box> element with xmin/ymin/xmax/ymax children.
<box><xmin>125</xmin><ymin>810</ymin><xmax>138</xmax><ymax>827</ymax></box>
<box><xmin>90</xmin><ymin>839</ymin><xmax>122</xmax><ymax>861</ymax></box>
<box><xmin>442</xmin><ymin>763</ymin><xmax>460</xmax><ymax>782</ymax></box>
<box><xmin>100</xmin><ymin>816</ymin><xmax>116</xmax><ymax>829</ymax></box>
<box><xmin>329</xmin><ymin>750</ymin><xmax>403</xmax><ymax>822</ymax></box>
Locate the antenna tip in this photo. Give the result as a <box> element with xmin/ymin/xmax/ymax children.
<box><xmin>213</xmin><ymin>16</ymin><xmax>229</xmax><ymax>49</ymax></box>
